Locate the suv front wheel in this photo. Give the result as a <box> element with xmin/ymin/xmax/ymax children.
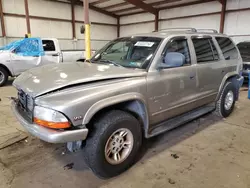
<box><xmin>215</xmin><ymin>81</ymin><xmax>236</xmax><ymax>118</ymax></box>
<box><xmin>83</xmin><ymin>110</ymin><xmax>142</xmax><ymax>178</ymax></box>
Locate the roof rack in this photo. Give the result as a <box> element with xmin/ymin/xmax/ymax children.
<box><xmin>196</xmin><ymin>29</ymin><xmax>218</xmax><ymax>33</ymax></box>
<box><xmin>154</xmin><ymin>27</ymin><xmax>197</xmax><ymax>32</ymax></box>
<box><xmin>153</xmin><ymin>28</ymin><xmax>219</xmax><ymax>34</ymax></box>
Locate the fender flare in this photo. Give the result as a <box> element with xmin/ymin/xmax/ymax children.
<box><xmin>82</xmin><ymin>92</ymin><xmax>149</xmax><ymax>127</ymax></box>
<box><xmin>216</xmin><ymin>71</ymin><xmax>239</xmax><ymax>101</ymax></box>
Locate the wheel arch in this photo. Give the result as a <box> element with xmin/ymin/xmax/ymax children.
<box><xmin>216</xmin><ymin>72</ymin><xmax>239</xmax><ymax>101</ymax></box>
<box><xmin>83</xmin><ymin>93</ymin><xmax>149</xmax><ymax>138</ymax></box>
<box><xmin>0</xmin><ymin>63</ymin><xmax>12</xmax><ymax>77</ymax></box>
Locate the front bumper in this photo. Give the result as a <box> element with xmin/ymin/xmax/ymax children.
<box><xmin>11</xmin><ymin>101</ymin><xmax>88</xmax><ymax>143</ymax></box>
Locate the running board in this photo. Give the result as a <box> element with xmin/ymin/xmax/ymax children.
<box><xmin>149</xmin><ymin>105</ymin><xmax>215</xmax><ymax>137</ymax></box>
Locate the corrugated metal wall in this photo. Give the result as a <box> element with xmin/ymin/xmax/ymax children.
<box><xmin>0</xmin><ymin>0</ymin><xmax>117</xmax><ymax>50</ymax></box>
<box><xmin>1</xmin><ymin>0</ymin><xmax>250</xmax><ymax>50</ymax></box>
<box><xmin>120</xmin><ymin>0</ymin><xmax>250</xmax><ymax>45</ymax></box>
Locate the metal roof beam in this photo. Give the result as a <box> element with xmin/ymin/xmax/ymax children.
<box><xmin>124</xmin><ymin>0</ymin><xmax>157</xmax><ymax>15</ymax></box>
<box><xmin>70</xmin><ymin>0</ymin><xmax>117</xmax><ymax>18</ymax></box>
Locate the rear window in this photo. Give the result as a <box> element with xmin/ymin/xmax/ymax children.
<box><xmin>237</xmin><ymin>42</ymin><xmax>250</xmax><ymax>62</ymax></box>
<box><xmin>42</xmin><ymin>40</ymin><xmax>55</xmax><ymax>51</ymax></box>
<box><xmin>215</xmin><ymin>37</ymin><xmax>238</xmax><ymax>60</ymax></box>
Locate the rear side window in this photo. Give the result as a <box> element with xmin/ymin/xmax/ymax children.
<box><xmin>192</xmin><ymin>38</ymin><xmax>218</xmax><ymax>63</ymax></box>
<box><xmin>216</xmin><ymin>37</ymin><xmax>238</xmax><ymax>60</ymax></box>
<box><xmin>42</xmin><ymin>40</ymin><xmax>55</xmax><ymax>51</ymax></box>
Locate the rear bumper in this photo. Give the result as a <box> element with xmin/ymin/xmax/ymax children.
<box><xmin>238</xmin><ymin>76</ymin><xmax>244</xmax><ymax>87</ymax></box>
<box><xmin>242</xmin><ymin>70</ymin><xmax>249</xmax><ymax>78</ymax></box>
<box><xmin>11</xmin><ymin>101</ymin><xmax>88</xmax><ymax>143</ymax></box>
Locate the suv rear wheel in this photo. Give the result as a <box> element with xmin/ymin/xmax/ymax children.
<box><xmin>215</xmin><ymin>81</ymin><xmax>236</xmax><ymax>118</ymax></box>
<box><xmin>83</xmin><ymin>110</ymin><xmax>142</xmax><ymax>178</ymax></box>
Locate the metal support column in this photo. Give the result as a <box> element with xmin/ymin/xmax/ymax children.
<box><xmin>155</xmin><ymin>11</ymin><xmax>159</xmax><ymax>32</ymax></box>
<box><xmin>117</xmin><ymin>17</ymin><xmax>120</xmax><ymax>38</ymax></box>
<box><xmin>71</xmin><ymin>0</ymin><xmax>76</xmax><ymax>39</ymax></box>
<box><xmin>84</xmin><ymin>0</ymin><xmax>91</xmax><ymax>60</ymax></box>
<box><xmin>24</xmin><ymin>0</ymin><xmax>31</xmax><ymax>37</ymax></box>
<box><xmin>220</xmin><ymin>0</ymin><xmax>227</xmax><ymax>33</ymax></box>
<box><xmin>0</xmin><ymin>0</ymin><xmax>6</xmax><ymax>37</ymax></box>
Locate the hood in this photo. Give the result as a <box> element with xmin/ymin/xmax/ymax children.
<box><xmin>13</xmin><ymin>62</ymin><xmax>146</xmax><ymax>97</ymax></box>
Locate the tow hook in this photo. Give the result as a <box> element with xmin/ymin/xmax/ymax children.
<box><xmin>67</xmin><ymin>141</ymin><xmax>83</xmax><ymax>152</ymax></box>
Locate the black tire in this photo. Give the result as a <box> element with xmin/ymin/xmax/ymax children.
<box><xmin>215</xmin><ymin>81</ymin><xmax>236</xmax><ymax>118</ymax></box>
<box><xmin>83</xmin><ymin>110</ymin><xmax>142</xmax><ymax>179</ymax></box>
<box><xmin>0</xmin><ymin>67</ymin><xmax>8</xmax><ymax>87</ymax></box>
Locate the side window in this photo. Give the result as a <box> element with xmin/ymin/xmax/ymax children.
<box><xmin>216</xmin><ymin>37</ymin><xmax>238</xmax><ymax>60</ymax></box>
<box><xmin>42</xmin><ymin>40</ymin><xmax>56</xmax><ymax>51</ymax></box>
<box><xmin>163</xmin><ymin>38</ymin><xmax>191</xmax><ymax>66</ymax></box>
<box><xmin>192</xmin><ymin>38</ymin><xmax>217</xmax><ymax>63</ymax></box>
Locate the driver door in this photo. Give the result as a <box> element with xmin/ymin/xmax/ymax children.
<box><xmin>11</xmin><ymin>38</ymin><xmax>43</xmax><ymax>75</ymax></box>
<box><xmin>147</xmin><ymin>37</ymin><xmax>199</xmax><ymax>125</ymax></box>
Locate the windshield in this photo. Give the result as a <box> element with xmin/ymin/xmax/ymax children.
<box><xmin>237</xmin><ymin>42</ymin><xmax>250</xmax><ymax>62</ymax></box>
<box><xmin>91</xmin><ymin>37</ymin><xmax>162</xmax><ymax>69</ymax></box>
<box><xmin>0</xmin><ymin>40</ymin><xmax>23</xmax><ymax>51</ymax></box>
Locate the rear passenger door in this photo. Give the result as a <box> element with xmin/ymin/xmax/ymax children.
<box><xmin>191</xmin><ymin>36</ymin><xmax>226</xmax><ymax>106</ymax></box>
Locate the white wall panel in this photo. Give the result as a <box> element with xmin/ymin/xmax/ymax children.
<box><xmin>2</xmin><ymin>0</ymin><xmax>25</xmax><ymax>14</ymax></box>
<box><xmin>28</xmin><ymin>0</ymin><xmax>71</xmax><ymax>19</ymax></box>
<box><xmin>227</xmin><ymin>0</ymin><xmax>250</xmax><ymax>10</ymax></box>
<box><xmin>120</xmin><ymin>23</ymin><xmax>154</xmax><ymax>37</ymax></box>
<box><xmin>224</xmin><ymin>11</ymin><xmax>250</xmax><ymax>35</ymax></box>
<box><xmin>159</xmin><ymin>15</ymin><xmax>221</xmax><ymax>31</ymax></box>
<box><xmin>231</xmin><ymin>36</ymin><xmax>250</xmax><ymax>44</ymax></box>
<box><xmin>75</xmin><ymin>23</ymin><xmax>116</xmax><ymax>40</ymax></box>
<box><xmin>58</xmin><ymin>39</ymin><xmax>75</xmax><ymax>50</ymax></box>
<box><xmin>75</xmin><ymin>5</ymin><xmax>116</xmax><ymax>24</ymax></box>
<box><xmin>90</xmin><ymin>25</ymin><xmax>116</xmax><ymax>40</ymax></box>
<box><xmin>120</xmin><ymin>13</ymin><xmax>154</xmax><ymax>24</ymax></box>
<box><xmin>5</xmin><ymin>17</ymin><xmax>26</xmax><ymax>37</ymax></box>
<box><xmin>160</xmin><ymin>1</ymin><xmax>221</xmax><ymax>19</ymax></box>
<box><xmin>30</xmin><ymin>19</ymin><xmax>72</xmax><ymax>39</ymax></box>
<box><xmin>76</xmin><ymin>40</ymin><xmax>109</xmax><ymax>50</ymax></box>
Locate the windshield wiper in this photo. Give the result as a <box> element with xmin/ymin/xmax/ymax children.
<box><xmin>99</xmin><ymin>59</ymin><xmax>124</xmax><ymax>68</ymax></box>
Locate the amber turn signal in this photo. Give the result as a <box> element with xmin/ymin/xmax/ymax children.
<box><xmin>34</xmin><ymin>117</ymin><xmax>70</xmax><ymax>129</ymax></box>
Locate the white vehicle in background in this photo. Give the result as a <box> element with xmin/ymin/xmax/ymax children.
<box><xmin>0</xmin><ymin>37</ymin><xmax>95</xmax><ymax>86</ymax></box>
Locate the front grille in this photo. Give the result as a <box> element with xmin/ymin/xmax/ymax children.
<box><xmin>17</xmin><ymin>90</ymin><xmax>33</xmax><ymax>121</ymax></box>
<box><xmin>243</xmin><ymin>64</ymin><xmax>250</xmax><ymax>70</ymax></box>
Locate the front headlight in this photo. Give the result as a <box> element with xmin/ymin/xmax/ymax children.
<box><xmin>33</xmin><ymin>106</ymin><xmax>70</xmax><ymax>129</ymax></box>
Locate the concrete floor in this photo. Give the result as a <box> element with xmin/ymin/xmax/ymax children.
<box><xmin>1</xmin><ymin>81</ymin><xmax>250</xmax><ymax>188</ymax></box>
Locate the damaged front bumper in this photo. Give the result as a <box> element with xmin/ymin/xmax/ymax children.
<box><xmin>11</xmin><ymin>101</ymin><xmax>88</xmax><ymax>144</ymax></box>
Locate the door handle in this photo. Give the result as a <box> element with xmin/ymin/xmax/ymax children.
<box><xmin>52</xmin><ymin>54</ymin><xmax>59</xmax><ymax>57</ymax></box>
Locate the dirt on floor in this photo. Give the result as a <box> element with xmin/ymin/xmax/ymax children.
<box><xmin>0</xmin><ymin>81</ymin><xmax>250</xmax><ymax>188</ymax></box>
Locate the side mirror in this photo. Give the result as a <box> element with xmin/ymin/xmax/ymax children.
<box><xmin>158</xmin><ymin>52</ymin><xmax>185</xmax><ymax>69</ymax></box>
<box><xmin>11</xmin><ymin>49</ymin><xmax>16</xmax><ymax>54</ymax></box>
